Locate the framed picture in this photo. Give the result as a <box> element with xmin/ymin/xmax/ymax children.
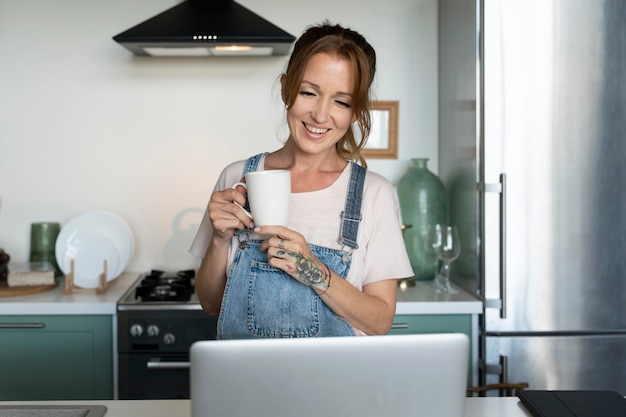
<box><xmin>363</xmin><ymin>100</ymin><xmax>399</xmax><ymax>159</ymax></box>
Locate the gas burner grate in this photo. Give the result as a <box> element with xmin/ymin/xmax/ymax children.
<box><xmin>134</xmin><ymin>270</ymin><xmax>195</xmax><ymax>302</ymax></box>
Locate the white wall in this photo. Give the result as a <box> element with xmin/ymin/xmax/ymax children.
<box><xmin>0</xmin><ymin>0</ymin><xmax>438</xmax><ymax>272</ymax></box>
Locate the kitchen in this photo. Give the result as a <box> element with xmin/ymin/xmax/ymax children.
<box><xmin>0</xmin><ymin>0</ymin><xmax>458</xmax><ymax>401</ymax></box>
<box><xmin>0</xmin><ymin>0</ymin><xmax>435</xmax><ymax>271</ymax></box>
<box><xmin>2</xmin><ymin>0</ymin><xmax>625</xmax><ymax>413</ymax></box>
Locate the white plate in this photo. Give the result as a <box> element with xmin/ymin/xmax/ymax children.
<box><xmin>55</xmin><ymin>210</ymin><xmax>135</xmax><ymax>285</ymax></box>
<box><xmin>60</xmin><ymin>233</ymin><xmax>120</xmax><ymax>288</ymax></box>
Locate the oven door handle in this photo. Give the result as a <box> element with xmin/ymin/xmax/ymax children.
<box><xmin>147</xmin><ymin>357</ymin><xmax>190</xmax><ymax>370</ymax></box>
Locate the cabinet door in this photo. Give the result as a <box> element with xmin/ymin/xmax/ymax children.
<box><xmin>389</xmin><ymin>314</ymin><xmax>471</xmax><ymax>336</ymax></box>
<box><xmin>0</xmin><ymin>315</ymin><xmax>113</xmax><ymax>400</ymax></box>
<box><xmin>389</xmin><ymin>314</ymin><xmax>473</xmax><ymax>385</ymax></box>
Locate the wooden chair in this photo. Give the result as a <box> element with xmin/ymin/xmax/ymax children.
<box><xmin>467</xmin><ymin>382</ymin><xmax>529</xmax><ymax>397</ymax></box>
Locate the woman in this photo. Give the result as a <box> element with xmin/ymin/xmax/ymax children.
<box><xmin>190</xmin><ymin>22</ymin><xmax>413</xmax><ymax>338</ymax></box>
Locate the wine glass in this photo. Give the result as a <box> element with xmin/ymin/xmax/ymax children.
<box><xmin>424</xmin><ymin>224</ymin><xmax>443</xmax><ymax>279</ymax></box>
<box><xmin>433</xmin><ymin>225</ymin><xmax>461</xmax><ymax>294</ymax></box>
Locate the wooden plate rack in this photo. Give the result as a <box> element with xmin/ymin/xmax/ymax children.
<box><xmin>63</xmin><ymin>259</ymin><xmax>119</xmax><ymax>294</ymax></box>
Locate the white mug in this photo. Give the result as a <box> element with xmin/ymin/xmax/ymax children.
<box><xmin>232</xmin><ymin>170</ymin><xmax>291</xmax><ymax>226</ymax></box>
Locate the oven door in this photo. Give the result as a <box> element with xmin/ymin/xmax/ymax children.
<box><xmin>118</xmin><ymin>353</ymin><xmax>191</xmax><ymax>399</ymax></box>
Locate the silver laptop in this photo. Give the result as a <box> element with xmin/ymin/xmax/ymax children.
<box><xmin>190</xmin><ymin>333</ymin><xmax>468</xmax><ymax>417</ymax></box>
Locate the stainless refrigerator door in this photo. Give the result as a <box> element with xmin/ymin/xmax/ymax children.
<box><xmin>481</xmin><ymin>0</ymin><xmax>626</xmax><ymax>332</ymax></box>
<box><xmin>484</xmin><ymin>334</ymin><xmax>626</xmax><ymax>392</ymax></box>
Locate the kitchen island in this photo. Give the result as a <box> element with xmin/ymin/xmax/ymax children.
<box><xmin>0</xmin><ymin>398</ymin><xmax>534</xmax><ymax>417</ymax></box>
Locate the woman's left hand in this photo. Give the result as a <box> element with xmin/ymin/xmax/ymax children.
<box><xmin>256</xmin><ymin>225</ymin><xmax>329</xmax><ymax>289</ymax></box>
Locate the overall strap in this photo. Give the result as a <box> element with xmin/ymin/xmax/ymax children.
<box><xmin>242</xmin><ymin>152</ymin><xmax>267</xmax><ymax>175</ymax></box>
<box><xmin>339</xmin><ymin>162</ymin><xmax>366</xmax><ymax>249</ymax></box>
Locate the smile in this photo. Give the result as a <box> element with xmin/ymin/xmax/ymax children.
<box><xmin>304</xmin><ymin>123</ymin><xmax>330</xmax><ymax>135</ymax></box>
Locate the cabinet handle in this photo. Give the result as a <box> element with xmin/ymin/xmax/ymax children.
<box><xmin>391</xmin><ymin>323</ymin><xmax>409</xmax><ymax>329</ymax></box>
<box><xmin>147</xmin><ymin>358</ymin><xmax>190</xmax><ymax>370</ymax></box>
<box><xmin>0</xmin><ymin>323</ymin><xmax>45</xmax><ymax>329</ymax></box>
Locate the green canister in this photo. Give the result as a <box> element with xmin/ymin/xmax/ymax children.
<box><xmin>29</xmin><ymin>222</ymin><xmax>62</xmax><ymax>276</ymax></box>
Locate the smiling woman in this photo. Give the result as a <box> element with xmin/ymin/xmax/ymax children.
<box><xmin>190</xmin><ymin>21</ymin><xmax>413</xmax><ymax>340</ymax></box>
<box><xmin>283</xmin><ymin>52</ymin><xmax>357</xmax><ymax>167</ymax></box>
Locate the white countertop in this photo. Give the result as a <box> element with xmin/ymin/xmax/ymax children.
<box><xmin>395</xmin><ymin>280</ymin><xmax>482</xmax><ymax>315</ymax></box>
<box><xmin>0</xmin><ymin>398</ymin><xmax>533</xmax><ymax>417</ymax></box>
<box><xmin>0</xmin><ymin>273</ymin><xmax>139</xmax><ymax>315</ymax></box>
<box><xmin>0</xmin><ymin>274</ymin><xmax>482</xmax><ymax>316</ymax></box>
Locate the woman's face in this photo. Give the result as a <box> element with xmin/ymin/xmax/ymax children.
<box><xmin>285</xmin><ymin>52</ymin><xmax>356</xmax><ymax>157</ymax></box>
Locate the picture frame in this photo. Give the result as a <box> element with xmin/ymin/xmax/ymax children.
<box><xmin>363</xmin><ymin>100</ymin><xmax>399</xmax><ymax>159</ymax></box>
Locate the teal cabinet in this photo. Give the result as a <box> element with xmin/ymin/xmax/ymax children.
<box><xmin>389</xmin><ymin>314</ymin><xmax>474</xmax><ymax>385</ymax></box>
<box><xmin>389</xmin><ymin>314</ymin><xmax>472</xmax><ymax>336</ymax></box>
<box><xmin>0</xmin><ymin>315</ymin><xmax>113</xmax><ymax>400</ymax></box>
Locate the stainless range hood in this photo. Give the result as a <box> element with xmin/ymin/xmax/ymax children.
<box><xmin>113</xmin><ymin>0</ymin><xmax>296</xmax><ymax>57</ymax></box>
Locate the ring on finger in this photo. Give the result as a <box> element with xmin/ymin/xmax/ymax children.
<box><xmin>278</xmin><ymin>239</ymin><xmax>285</xmax><ymax>250</ymax></box>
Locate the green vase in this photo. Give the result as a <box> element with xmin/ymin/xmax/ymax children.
<box><xmin>396</xmin><ymin>158</ymin><xmax>447</xmax><ymax>280</ymax></box>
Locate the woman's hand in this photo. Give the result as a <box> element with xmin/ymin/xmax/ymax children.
<box><xmin>207</xmin><ymin>183</ymin><xmax>254</xmax><ymax>241</ymax></box>
<box><xmin>257</xmin><ymin>225</ymin><xmax>330</xmax><ymax>291</ymax></box>
<box><xmin>256</xmin><ymin>226</ymin><xmax>396</xmax><ymax>335</ymax></box>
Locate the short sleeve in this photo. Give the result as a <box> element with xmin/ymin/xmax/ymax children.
<box><xmin>358</xmin><ymin>173</ymin><xmax>414</xmax><ymax>286</ymax></box>
<box><xmin>189</xmin><ymin>159</ymin><xmax>247</xmax><ymax>258</ymax></box>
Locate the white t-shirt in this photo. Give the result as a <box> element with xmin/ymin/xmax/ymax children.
<box><xmin>190</xmin><ymin>156</ymin><xmax>414</xmax><ymax>290</ymax></box>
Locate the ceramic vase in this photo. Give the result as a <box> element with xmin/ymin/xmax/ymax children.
<box><xmin>396</xmin><ymin>158</ymin><xmax>448</xmax><ymax>280</ymax></box>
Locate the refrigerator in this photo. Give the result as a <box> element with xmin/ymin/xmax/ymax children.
<box><xmin>438</xmin><ymin>0</ymin><xmax>626</xmax><ymax>394</ymax></box>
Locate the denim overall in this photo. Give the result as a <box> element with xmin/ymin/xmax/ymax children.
<box><xmin>217</xmin><ymin>153</ymin><xmax>366</xmax><ymax>339</ymax></box>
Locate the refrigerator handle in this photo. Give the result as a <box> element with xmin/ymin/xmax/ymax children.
<box><xmin>480</xmin><ymin>173</ymin><xmax>507</xmax><ymax>318</ymax></box>
<box><xmin>499</xmin><ymin>173</ymin><xmax>507</xmax><ymax>318</ymax></box>
<box><xmin>499</xmin><ymin>354</ymin><xmax>508</xmax><ymax>385</ymax></box>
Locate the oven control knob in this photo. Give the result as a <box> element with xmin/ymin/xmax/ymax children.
<box><xmin>130</xmin><ymin>324</ymin><xmax>144</xmax><ymax>337</ymax></box>
<box><xmin>163</xmin><ymin>333</ymin><xmax>176</xmax><ymax>345</ymax></box>
<box><xmin>147</xmin><ymin>325</ymin><xmax>160</xmax><ymax>337</ymax></box>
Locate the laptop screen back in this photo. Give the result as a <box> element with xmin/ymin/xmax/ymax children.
<box><xmin>190</xmin><ymin>333</ymin><xmax>468</xmax><ymax>417</ymax></box>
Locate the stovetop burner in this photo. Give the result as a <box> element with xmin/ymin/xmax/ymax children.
<box><xmin>118</xmin><ymin>269</ymin><xmax>203</xmax><ymax>308</ymax></box>
<box><xmin>134</xmin><ymin>269</ymin><xmax>195</xmax><ymax>302</ymax></box>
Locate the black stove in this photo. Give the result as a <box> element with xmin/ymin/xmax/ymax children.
<box><xmin>117</xmin><ymin>270</ymin><xmax>217</xmax><ymax>400</ymax></box>
<box><xmin>118</xmin><ymin>269</ymin><xmax>200</xmax><ymax>307</ymax></box>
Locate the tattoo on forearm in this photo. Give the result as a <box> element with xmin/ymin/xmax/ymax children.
<box><xmin>277</xmin><ymin>250</ymin><xmax>328</xmax><ymax>287</ymax></box>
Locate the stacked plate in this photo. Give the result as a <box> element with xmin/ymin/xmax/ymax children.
<box><xmin>55</xmin><ymin>210</ymin><xmax>135</xmax><ymax>288</ymax></box>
